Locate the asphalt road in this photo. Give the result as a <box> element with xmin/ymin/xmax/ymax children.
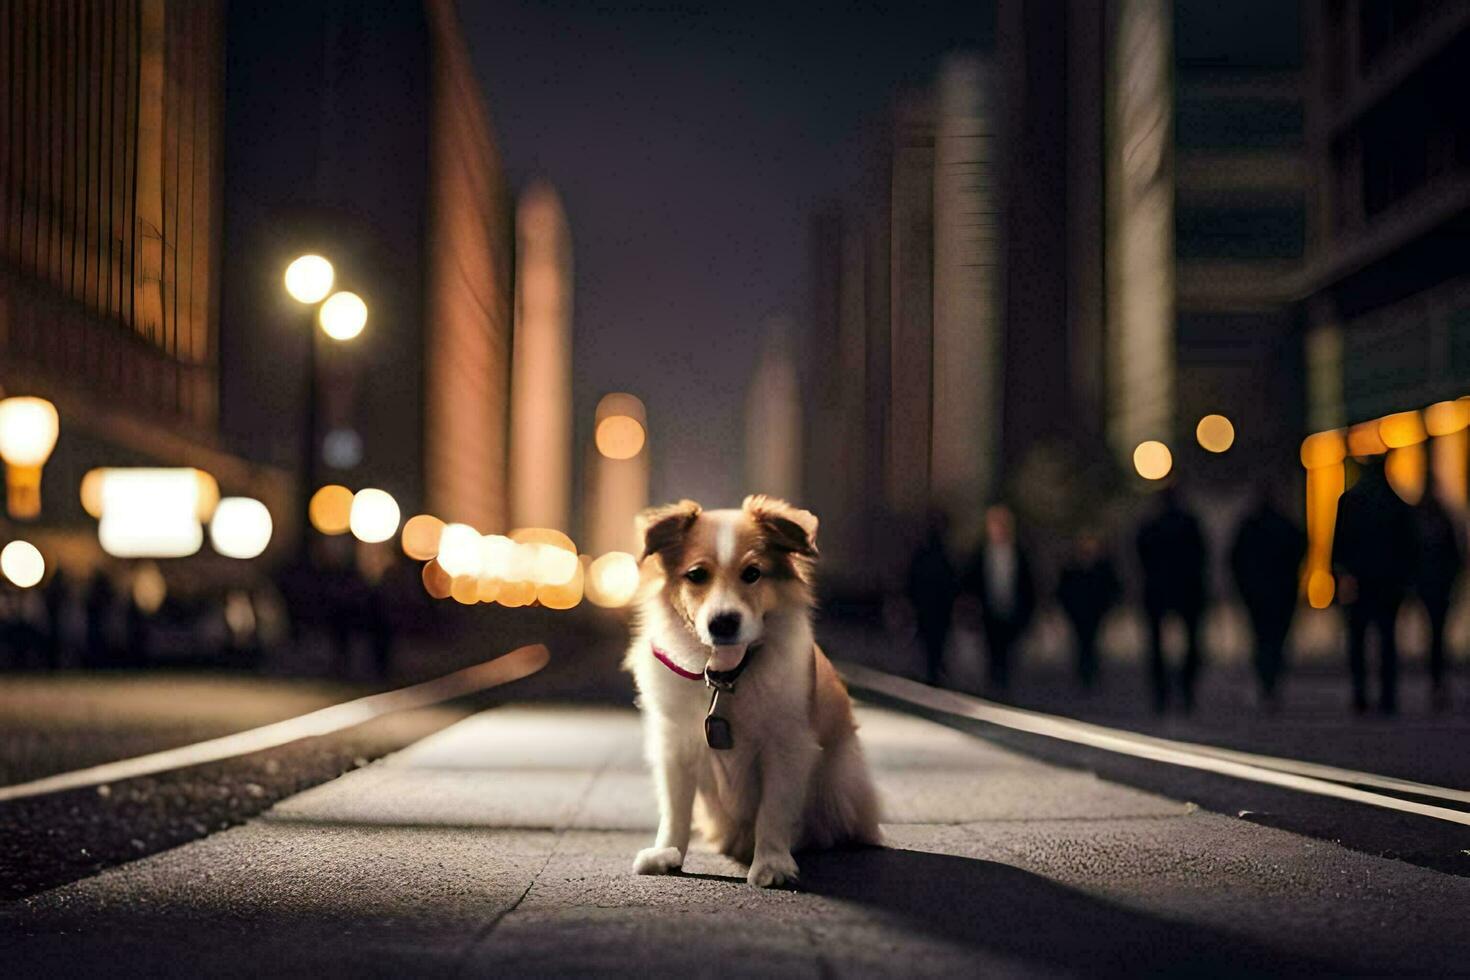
<box><xmin>5</xmin><ymin>701</ymin><xmax>1470</xmax><ymax>977</ymax></box>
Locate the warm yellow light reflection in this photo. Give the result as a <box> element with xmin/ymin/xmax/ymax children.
<box><xmin>421</xmin><ymin>559</ymin><xmax>452</xmax><ymax>599</ymax></box>
<box><xmin>319</xmin><ymin>291</ymin><xmax>367</xmax><ymax>341</ymax></box>
<box><xmin>1346</xmin><ymin>421</ymin><xmax>1387</xmax><ymax>457</ymax></box>
<box><xmin>1195</xmin><ymin>414</ymin><xmax>1235</xmax><ymax>453</ymax></box>
<box><xmin>1306</xmin><ymin>569</ymin><xmax>1335</xmax><ymax>609</ymax></box>
<box><xmin>595</xmin><ymin>415</ymin><xmax>646</xmax><ymax>459</ymax></box>
<box><xmin>1132</xmin><ymin>440</ymin><xmax>1172</xmax><ymax>481</ymax></box>
<box><xmin>1425</xmin><ymin>400</ymin><xmax>1470</xmax><ymax>437</ymax></box>
<box><xmin>437</xmin><ymin>523</ymin><xmax>484</xmax><ymax>578</ymax></box>
<box><xmin>348</xmin><ymin>488</ymin><xmax>399</xmax><ymax>543</ymax></box>
<box><xmin>587</xmin><ymin>551</ymin><xmax>641</xmax><ymax>608</ymax></box>
<box><xmin>209</xmin><ymin>497</ymin><xmax>273</xmax><ymax>559</ymax></box>
<box><xmin>401</xmin><ymin>514</ymin><xmax>445</xmax><ymax>561</ymax></box>
<box><xmin>309</xmin><ymin>484</ymin><xmax>354</xmax><ymax>535</ymax></box>
<box><xmin>284</xmin><ymin>254</ymin><xmax>335</xmax><ymax>304</ymax></box>
<box><xmin>1378</xmin><ymin>411</ymin><xmax>1426</xmax><ymax>449</ymax></box>
<box><xmin>97</xmin><ymin>468</ymin><xmax>207</xmax><ymax>558</ymax></box>
<box><xmin>450</xmin><ymin>575</ymin><xmax>481</xmax><ymax>605</ymax></box>
<box><xmin>0</xmin><ymin>396</ymin><xmax>60</xmax><ymax>519</ymax></box>
<box><xmin>132</xmin><ymin>563</ymin><xmax>167</xmax><ymax>614</ymax></box>
<box><xmin>538</xmin><ymin>561</ymin><xmax>584</xmax><ymax>609</ymax></box>
<box><xmin>1385</xmin><ymin>444</ymin><xmax>1426</xmax><ymax>505</ymax></box>
<box><xmin>0</xmin><ymin>540</ymin><xmax>45</xmax><ymax>588</ymax></box>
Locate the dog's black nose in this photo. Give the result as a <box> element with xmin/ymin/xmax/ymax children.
<box><xmin>708</xmin><ymin>612</ymin><xmax>742</xmax><ymax>642</ymax></box>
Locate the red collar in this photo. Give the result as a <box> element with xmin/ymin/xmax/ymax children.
<box><xmin>652</xmin><ymin>644</ymin><xmax>704</xmax><ymax>681</ymax></box>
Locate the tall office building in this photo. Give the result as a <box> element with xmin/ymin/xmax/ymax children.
<box><xmin>222</xmin><ymin>0</ymin><xmax>514</xmax><ymax>531</ymax></box>
<box><xmin>509</xmin><ymin>180</ymin><xmax>573</xmax><ymax>534</ymax></box>
<box><xmin>0</xmin><ymin>0</ymin><xmax>287</xmax><ymax>548</ymax></box>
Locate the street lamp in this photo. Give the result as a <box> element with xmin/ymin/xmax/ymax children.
<box><xmin>0</xmin><ymin>396</ymin><xmax>60</xmax><ymax>519</ymax></box>
<box><xmin>286</xmin><ymin>254</ymin><xmax>368</xmax><ymax>556</ymax></box>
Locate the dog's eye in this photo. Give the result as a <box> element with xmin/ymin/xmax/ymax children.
<box><xmin>740</xmin><ymin>565</ymin><xmax>762</xmax><ymax>584</ymax></box>
<box><xmin>684</xmin><ymin>567</ymin><xmax>710</xmax><ymax>585</ymax></box>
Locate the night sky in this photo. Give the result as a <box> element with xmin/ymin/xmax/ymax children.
<box><xmin>462</xmin><ymin>1</ymin><xmax>990</xmax><ymax>508</ymax></box>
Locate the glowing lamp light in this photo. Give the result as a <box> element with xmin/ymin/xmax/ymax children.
<box><xmin>0</xmin><ymin>396</ymin><xmax>60</xmax><ymax>519</ymax></box>
<box><xmin>1378</xmin><ymin>411</ymin><xmax>1426</xmax><ymax>449</ymax></box>
<box><xmin>421</xmin><ymin>559</ymin><xmax>452</xmax><ymax>600</ymax></box>
<box><xmin>479</xmin><ymin>534</ymin><xmax>517</xmax><ymax>581</ymax></box>
<box><xmin>1132</xmin><ymin>441</ymin><xmax>1173</xmax><ymax>481</ymax></box>
<box><xmin>450</xmin><ymin>575</ymin><xmax>480</xmax><ymax>605</ymax></box>
<box><xmin>528</xmin><ymin>543</ymin><xmax>579</xmax><ymax>587</ymax></box>
<box><xmin>132</xmin><ymin>562</ymin><xmax>167</xmax><ymax>614</ymax></box>
<box><xmin>319</xmin><ymin>291</ymin><xmax>367</xmax><ymax>341</ymax></box>
<box><xmin>538</xmin><ymin>560</ymin><xmax>584</xmax><ymax>610</ymax></box>
<box><xmin>97</xmin><ymin>468</ymin><xmax>206</xmax><ymax>558</ymax></box>
<box><xmin>1195</xmin><ymin>414</ymin><xmax>1235</xmax><ymax>454</ymax></box>
<box><xmin>401</xmin><ymin>514</ymin><xmax>445</xmax><ymax>561</ymax></box>
<box><xmin>1306</xmin><ymin>570</ymin><xmax>1335</xmax><ymax>610</ymax></box>
<box><xmin>587</xmin><ymin>551</ymin><xmax>641</xmax><ymax>608</ymax></box>
<box><xmin>209</xmin><ymin>497</ymin><xmax>273</xmax><ymax>559</ymax></box>
<box><xmin>284</xmin><ymin>255</ymin><xmax>335</xmax><ymax>304</ymax></box>
<box><xmin>1424</xmin><ymin>400</ymin><xmax>1470</xmax><ymax>437</ymax></box>
<box><xmin>437</xmin><ymin>523</ymin><xmax>484</xmax><ymax>578</ymax></box>
<box><xmin>594</xmin><ymin>392</ymin><xmax>647</xmax><ymax>460</ymax></box>
<box><xmin>0</xmin><ymin>540</ymin><xmax>45</xmax><ymax>588</ymax></box>
<box><xmin>309</xmin><ymin>484</ymin><xmax>354</xmax><ymax>535</ymax></box>
<box><xmin>349</xmin><ymin>488</ymin><xmax>400</xmax><ymax>543</ymax></box>
<box><xmin>1346</xmin><ymin>422</ymin><xmax>1387</xmax><ymax>458</ymax></box>
<box><xmin>1300</xmin><ymin>431</ymin><xmax>1346</xmax><ymax>470</ymax></box>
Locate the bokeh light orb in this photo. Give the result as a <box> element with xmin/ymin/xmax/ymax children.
<box><xmin>1306</xmin><ymin>570</ymin><xmax>1335</xmax><ymax>609</ymax></box>
<box><xmin>437</xmin><ymin>523</ymin><xmax>484</xmax><ymax>577</ymax></box>
<box><xmin>401</xmin><ymin>514</ymin><xmax>445</xmax><ymax>561</ymax></box>
<box><xmin>595</xmin><ymin>415</ymin><xmax>646</xmax><ymax>459</ymax></box>
<box><xmin>1132</xmin><ymin>441</ymin><xmax>1173</xmax><ymax>481</ymax></box>
<box><xmin>349</xmin><ymin>488</ymin><xmax>400</xmax><ymax>543</ymax></box>
<box><xmin>1300</xmin><ymin>430</ymin><xmax>1346</xmax><ymax>470</ymax></box>
<box><xmin>284</xmin><ymin>255</ymin><xmax>334</xmax><ymax>304</ymax></box>
<box><xmin>319</xmin><ymin>291</ymin><xmax>367</xmax><ymax>341</ymax></box>
<box><xmin>1195</xmin><ymin>414</ymin><xmax>1235</xmax><ymax>454</ymax></box>
<box><xmin>0</xmin><ymin>540</ymin><xmax>45</xmax><ymax>588</ymax></box>
<box><xmin>209</xmin><ymin>497</ymin><xmax>273</xmax><ymax>559</ymax></box>
<box><xmin>1425</xmin><ymin>400</ymin><xmax>1470</xmax><ymax>437</ymax></box>
<box><xmin>0</xmin><ymin>396</ymin><xmax>60</xmax><ymax>466</ymax></box>
<box><xmin>587</xmin><ymin>551</ymin><xmax>640</xmax><ymax>608</ymax></box>
<box><xmin>421</xmin><ymin>558</ymin><xmax>452</xmax><ymax>599</ymax></box>
<box><xmin>309</xmin><ymin>484</ymin><xmax>354</xmax><ymax>535</ymax></box>
<box><xmin>450</xmin><ymin>575</ymin><xmax>481</xmax><ymax>605</ymax></box>
<box><xmin>1378</xmin><ymin>410</ymin><xmax>1426</xmax><ymax>449</ymax></box>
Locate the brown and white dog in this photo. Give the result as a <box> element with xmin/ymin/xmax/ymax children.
<box><xmin>625</xmin><ymin>494</ymin><xmax>880</xmax><ymax>887</ymax></box>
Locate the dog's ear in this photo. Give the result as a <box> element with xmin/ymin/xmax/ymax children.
<box><xmin>636</xmin><ymin>500</ymin><xmax>701</xmax><ymax>562</ymax></box>
<box><xmin>742</xmin><ymin>494</ymin><xmax>819</xmax><ymax>558</ymax></box>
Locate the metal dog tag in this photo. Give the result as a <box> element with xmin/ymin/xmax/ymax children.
<box><xmin>705</xmin><ymin>689</ymin><xmax>734</xmax><ymax>750</ymax></box>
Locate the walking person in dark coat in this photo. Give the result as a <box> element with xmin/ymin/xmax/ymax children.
<box><xmin>1230</xmin><ymin>487</ymin><xmax>1307</xmax><ymax>711</ymax></box>
<box><xmin>1136</xmin><ymin>487</ymin><xmax>1208</xmax><ymax>714</ymax></box>
<box><xmin>961</xmin><ymin>504</ymin><xmax>1035</xmax><ymax>695</ymax></box>
<box><xmin>905</xmin><ymin>510</ymin><xmax>959</xmax><ymax>687</ymax></box>
<box><xmin>1413</xmin><ymin>489</ymin><xmax>1463</xmax><ymax>711</ymax></box>
<box><xmin>1056</xmin><ymin>530</ymin><xmax>1121</xmax><ymax>692</ymax></box>
<box><xmin>1333</xmin><ymin>458</ymin><xmax>1417</xmax><ymax>714</ymax></box>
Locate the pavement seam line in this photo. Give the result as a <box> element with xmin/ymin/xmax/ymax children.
<box><xmin>841</xmin><ymin>662</ymin><xmax>1470</xmax><ymax>827</ymax></box>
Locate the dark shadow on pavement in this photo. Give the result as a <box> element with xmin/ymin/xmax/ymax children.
<box><xmin>798</xmin><ymin>846</ymin><xmax>1345</xmax><ymax>977</ymax></box>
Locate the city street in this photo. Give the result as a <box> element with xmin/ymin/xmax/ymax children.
<box><xmin>6</xmin><ymin>689</ymin><xmax>1470</xmax><ymax>977</ymax></box>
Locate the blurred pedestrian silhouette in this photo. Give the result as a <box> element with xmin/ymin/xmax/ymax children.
<box><xmin>1413</xmin><ymin>488</ymin><xmax>1462</xmax><ymax>711</ymax></box>
<box><xmin>905</xmin><ymin>510</ymin><xmax>959</xmax><ymax>686</ymax></box>
<box><xmin>1230</xmin><ymin>486</ymin><xmax>1307</xmax><ymax>711</ymax></box>
<box><xmin>42</xmin><ymin>567</ymin><xmax>69</xmax><ymax>669</ymax></box>
<box><xmin>83</xmin><ymin>569</ymin><xmax>117</xmax><ymax>668</ymax></box>
<box><xmin>961</xmin><ymin>504</ymin><xmax>1035</xmax><ymax>694</ymax></box>
<box><xmin>1136</xmin><ymin>487</ymin><xmax>1208</xmax><ymax>714</ymax></box>
<box><xmin>1056</xmin><ymin>530</ymin><xmax>1120</xmax><ymax>692</ymax></box>
<box><xmin>1333</xmin><ymin>458</ymin><xmax>1417</xmax><ymax>714</ymax></box>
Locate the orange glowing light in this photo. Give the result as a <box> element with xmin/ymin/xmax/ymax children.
<box><xmin>594</xmin><ymin>392</ymin><xmax>647</xmax><ymax>459</ymax></box>
<box><xmin>1378</xmin><ymin>411</ymin><xmax>1425</xmax><ymax>449</ymax></box>
<box><xmin>1132</xmin><ymin>441</ymin><xmax>1172</xmax><ymax>481</ymax></box>
<box><xmin>450</xmin><ymin>575</ymin><xmax>480</xmax><ymax>605</ymax></box>
<box><xmin>309</xmin><ymin>484</ymin><xmax>354</xmax><ymax>535</ymax></box>
<box><xmin>1299</xmin><ymin>431</ymin><xmax>1346</xmax><ymax>470</ymax></box>
<box><xmin>401</xmin><ymin>514</ymin><xmax>445</xmax><ymax>561</ymax></box>
<box><xmin>1195</xmin><ymin>414</ymin><xmax>1235</xmax><ymax>453</ymax></box>
<box><xmin>1306</xmin><ymin>570</ymin><xmax>1335</xmax><ymax>609</ymax></box>
<box><xmin>1385</xmin><ymin>444</ymin><xmax>1426</xmax><ymax>505</ymax></box>
<box><xmin>1346</xmin><ymin>422</ymin><xmax>1387</xmax><ymax>458</ymax></box>
<box><xmin>421</xmin><ymin>559</ymin><xmax>452</xmax><ymax>599</ymax></box>
<box><xmin>587</xmin><ymin>551</ymin><xmax>641</xmax><ymax>608</ymax></box>
<box><xmin>1425</xmin><ymin>400</ymin><xmax>1470</xmax><ymax>437</ymax></box>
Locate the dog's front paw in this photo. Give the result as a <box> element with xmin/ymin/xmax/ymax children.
<box><xmin>747</xmin><ymin>851</ymin><xmax>799</xmax><ymax>888</ymax></box>
<box><xmin>633</xmin><ymin>846</ymin><xmax>683</xmax><ymax>876</ymax></box>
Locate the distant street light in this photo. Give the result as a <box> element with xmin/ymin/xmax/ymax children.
<box><xmin>348</xmin><ymin>488</ymin><xmax>400</xmax><ymax>544</ymax></box>
<box><xmin>0</xmin><ymin>540</ymin><xmax>45</xmax><ymax>588</ymax></box>
<box><xmin>284</xmin><ymin>255</ymin><xmax>367</xmax><ymax>557</ymax></box>
<box><xmin>210</xmin><ymin>497</ymin><xmax>274</xmax><ymax>559</ymax></box>
<box><xmin>0</xmin><ymin>396</ymin><xmax>59</xmax><ymax>519</ymax></box>
<box><xmin>1195</xmin><ymin>414</ymin><xmax>1235</xmax><ymax>453</ymax></box>
<box><xmin>319</xmin><ymin>291</ymin><xmax>368</xmax><ymax>341</ymax></box>
<box><xmin>284</xmin><ymin>254</ymin><xmax>335</xmax><ymax>304</ymax></box>
<box><xmin>1132</xmin><ymin>440</ymin><xmax>1173</xmax><ymax>481</ymax></box>
<box><xmin>594</xmin><ymin>392</ymin><xmax>647</xmax><ymax>460</ymax></box>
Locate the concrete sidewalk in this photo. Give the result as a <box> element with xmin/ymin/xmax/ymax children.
<box><xmin>5</xmin><ymin>702</ymin><xmax>1470</xmax><ymax>977</ymax></box>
